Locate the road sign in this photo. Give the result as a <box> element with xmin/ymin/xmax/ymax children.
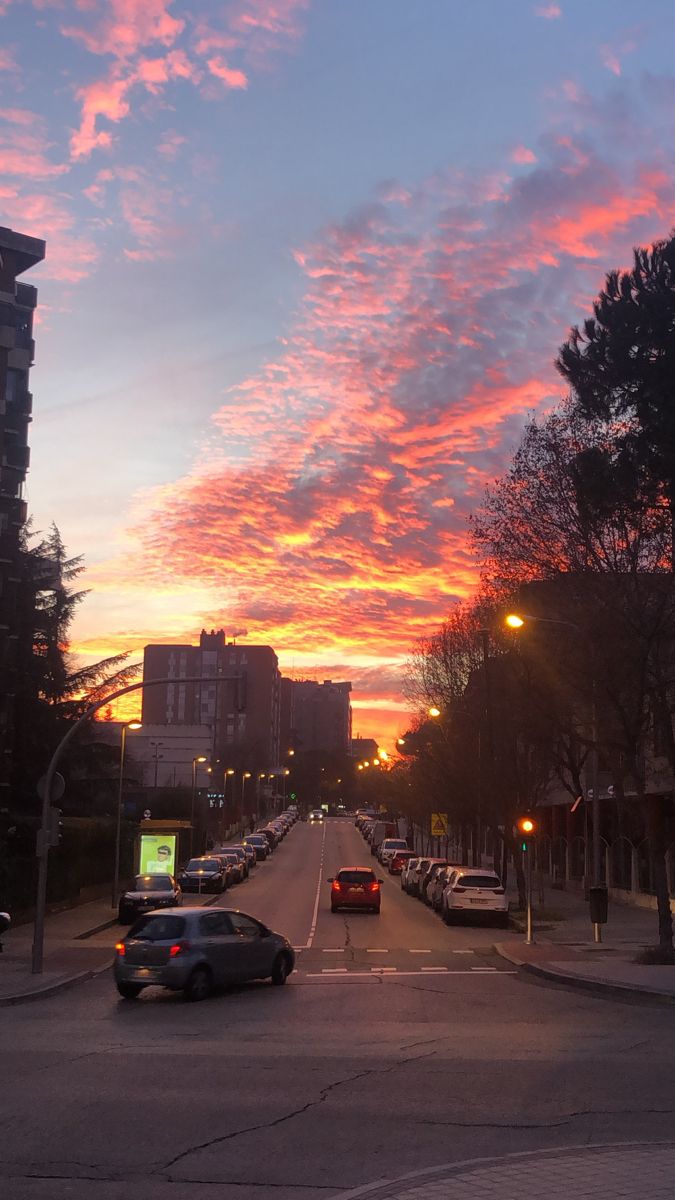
<box><xmin>430</xmin><ymin>812</ymin><xmax>448</xmax><ymax>837</ymax></box>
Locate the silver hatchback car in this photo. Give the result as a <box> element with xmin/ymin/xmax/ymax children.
<box><xmin>114</xmin><ymin>908</ymin><xmax>295</xmax><ymax>1001</ymax></box>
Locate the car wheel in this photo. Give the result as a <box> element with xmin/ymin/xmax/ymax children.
<box><xmin>271</xmin><ymin>953</ymin><xmax>291</xmax><ymax>985</ymax></box>
<box><xmin>117</xmin><ymin>981</ymin><xmax>143</xmax><ymax>1000</ymax></box>
<box><xmin>183</xmin><ymin>966</ymin><xmax>213</xmax><ymax>1002</ymax></box>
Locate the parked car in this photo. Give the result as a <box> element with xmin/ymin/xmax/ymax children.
<box><xmin>420</xmin><ymin>860</ymin><xmax>449</xmax><ymax>905</ymax></box>
<box><xmin>0</xmin><ymin>910</ymin><xmax>9</xmax><ymax>952</ymax></box>
<box><xmin>177</xmin><ymin>857</ymin><xmax>227</xmax><ymax>894</ymax></box>
<box><xmin>407</xmin><ymin>857</ymin><xmax>432</xmax><ymax>897</ymax></box>
<box><xmin>113</xmin><ymin>908</ymin><xmax>295</xmax><ymax>1001</ymax></box>
<box><xmin>235</xmin><ymin>843</ymin><xmax>257</xmax><ymax>871</ymax></box>
<box><xmin>378</xmin><ymin>838</ymin><xmax>409</xmax><ymax>867</ymax></box>
<box><xmin>328</xmin><ymin>867</ymin><xmax>383</xmax><ymax>914</ymax></box>
<box><xmin>243</xmin><ymin>834</ymin><xmax>269</xmax><ymax>860</ymax></box>
<box><xmin>389</xmin><ymin>849</ymin><xmax>416</xmax><ymax>875</ymax></box>
<box><xmin>118</xmin><ymin>874</ymin><xmax>182</xmax><ymax>925</ymax></box>
<box><xmin>427</xmin><ymin>864</ymin><xmax>460</xmax><ymax>911</ymax></box>
<box><xmin>308</xmin><ymin>809</ymin><xmax>325</xmax><ymax>823</ymax></box>
<box><xmin>214</xmin><ymin>849</ymin><xmax>245</xmax><ymax>883</ymax></box>
<box><xmin>400</xmin><ymin>857</ymin><xmax>420</xmax><ymax>892</ymax></box>
<box><xmin>368</xmin><ymin>820</ymin><xmax>398</xmax><ymax>856</ymax></box>
<box><xmin>257</xmin><ymin>828</ymin><xmax>278</xmax><ymax>851</ymax></box>
<box><xmin>440</xmin><ymin>869</ymin><xmax>508</xmax><ymax>926</ymax></box>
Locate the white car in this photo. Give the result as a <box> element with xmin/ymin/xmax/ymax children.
<box><xmin>400</xmin><ymin>857</ymin><xmax>420</xmax><ymax>892</ymax></box>
<box><xmin>440</xmin><ymin>868</ymin><xmax>508</xmax><ymax>926</ymax></box>
<box><xmin>378</xmin><ymin>838</ymin><xmax>409</xmax><ymax>866</ymax></box>
<box><xmin>308</xmin><ymin>809</ymin><xmax>325</xmax><ymax>823</ymax></box>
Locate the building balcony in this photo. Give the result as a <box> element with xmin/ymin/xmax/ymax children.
<box><xmin>3</xmin><ymin>444</ymin><xmax>30</xmax><ymax>472</ymax></box>
<box><xmin>0</xmin><ymin>465</ymin><xmax>23</xmax><ymax>496</ymax></box>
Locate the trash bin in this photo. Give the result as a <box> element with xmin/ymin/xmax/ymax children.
<box><xmin>589</xmin><ymin>885</ymin><xmax>608</xmax><ymax>924</ymax></box>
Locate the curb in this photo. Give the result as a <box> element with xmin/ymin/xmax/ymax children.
<box><xmin>0</xmin><ymin>959</ymin><xmax>112</xmax><ymax>1007</ymax></box>
<box><xmin>493</xmin><ymin>942</ymin><xmax>675</xmax><ymax>1005</ymax></box>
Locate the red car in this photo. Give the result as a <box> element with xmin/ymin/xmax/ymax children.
<box><xmin>389</xmin><ymin>849</ymin><xmax>415</xmax><ymax>875</ymax></box>
<box><xmin>328</xmin><ymin>866</ymin><xmax>383</xmax><ymax>913</ymax></box>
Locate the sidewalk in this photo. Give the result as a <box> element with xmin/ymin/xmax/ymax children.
<box><xmin>332</xmin><ymin>1142</ymin><xmax>675</xmax><ymax>1200</ymax></box>
<box><xmin>0</xmin><ymin>891</ymin><xmax>218</xmax><ymax>1005</ymax></box>
<box><xmin>494</xmin><ymin>883</ymin><xmax>675</xmax><ymax>1002</ymax></box>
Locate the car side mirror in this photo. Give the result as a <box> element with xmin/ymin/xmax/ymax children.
<box><xmin>327</xmin><ymin>877</ymin><xmax>334</xmax><ymax>883</ymax></box>
<box><xmin>378</xmin><ymin>878</ymin><xmax>384</xmax><ymax>884</ymax></box>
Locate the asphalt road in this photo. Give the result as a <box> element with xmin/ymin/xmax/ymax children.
<box><xmin>2</xmin><ymin>818</ymin><xmax>675</xmax><ymax>1199</ymax></box>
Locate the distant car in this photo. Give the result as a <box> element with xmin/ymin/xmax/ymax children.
<box><xmin>235</xmin><ymin>843</ymin><xmax>257</xmax><ymax>870</ymax></box>
<box><xmin>243</xmin><ymin>835</ymin><xmax>269</xmax><ymax>861</ymax></box>
<box><xmin>407</xmin><ymin>857</ymin><xmax>432</xmax><ymax>898</ymax></box>
<box><xmin>420</xmin><ymin>860</ymin><xmax>449</xmax><ymax>905</ymax></box>
<box><xmin>257</xmin><ymin>828</ymin><xmax>278</xmax><ymax>851</ymax></box>
<box><xmin>308</xmin><ymin>809</ymin><xmax>325</xmax><ymax>823</ymax></box>
<box><xmin>118</xmin><ymin>874</ymin><xmax>182</xmax><ymax>925</ymax></box>
<box><xmin>328</xmin><ymin>867</ymin><xmax>383</xmax><ymax>914</ymax></box>
<box><xmin>389</xmin><ymin>849</ymin><xmax>415</xmax><ymax>875</ymax></box>
<box><xmin>441</xmin><ymin>869</ymin><xmax>509</xmax><ymax>926</ymax></box>
<box><xmin>213</xmin><ymin>849</ymin><xmax>245</xmax><ymax>883</ymax></box>
<box><xmin>378</xmin><ymin>838</ymin><xmax>409</xmax><ymax>867</ymax></box>
<box><xmin>401</xmin><ymin>857</ymin><xmax>420</xmax><ymax>892</ymax></box>
<box><xmin>177</xmin><ymin>857</ymin><xmax>227</xmax><ymax>894</ymax></box>
<box><xmin>113</xmin><ymin>908</ymin><xmax>295</xmax><ymax>1001</ymax></box>
<box><xmin>427</xmin><ymin>864</ymin><xmax>460</xmax><ymax>911</ymax></box>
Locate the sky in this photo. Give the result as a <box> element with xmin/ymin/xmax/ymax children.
<box><xmin>4</xmin><ymin>0</ymin><xmax>675</xmax><ymax>747</ymax></box>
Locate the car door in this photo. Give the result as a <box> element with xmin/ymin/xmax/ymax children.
<box><xmin>197</xmin><ymin>911</ymin><xmax>237</xmax><ymax>984</ymax></box>
<box><xmin>228</xmin><ymin>912</ymin><xmax>274</xmax><ymax>980</ymax></box>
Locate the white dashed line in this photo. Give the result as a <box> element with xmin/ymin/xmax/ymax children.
<box><xmin>421</xmin><ymin>966</ymin><xmax>449</xmax><ymax>973</ymax></box>
<box><xmin>321</xmin><ymin>968</ymin><xmax>348</xmax><ymax>974</ymax></box>
<box><xmin>370</xmin><ymin>966</ymin><xmax>397</xmax><ymax>972</ymax></box>
<box><xmin>322</xmin><ymin>948</ymin><xmax>343</xmax><ymax>953</ymax></box>
<box><xmin>452</xmin><ymin>950</ymin><xmax>475</xmax><ymax>954</ymax></box>
<box><xmin>303</xmin><ymin>970</ymin><xmax>518</xmax><ymax>979</ymax></box>
<box><xmin>304</xmin><ymin>819</ymin><xmax>327</xmax><ymax>950</ymax></box>
<box><xmin>366</xmin><ymin>948</ymin><xmax>388</xmax><ymax>953</ymax></box>
<box><xmin>409</xmin><ymin>949</ymin><xmax>432</xmax><ymax>954</ymax></box>
<box><xmin>471</xmin><ymin>966</ymin><xmax>498</xmax><ymax>972</ymax></box>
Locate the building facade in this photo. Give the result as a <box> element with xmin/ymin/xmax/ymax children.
<box><xmin>142</xmin><ymin>630</ymin><xmax>281</xmax><ymax>772</ymax></box>
<box><xmin>0</xmin><ymin>227</ymin><xmax>45</xmax><ymax>799</ymax></box>
<box><xmin>291</xmin><ymin>679</ymin><xmax>352</xmax><ymax>756</ymax></box>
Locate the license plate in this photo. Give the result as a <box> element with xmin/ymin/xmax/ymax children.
<box><xmin>127</xmin><ymin>967</ymin><xmax>160</xmax><ymax>980</ymax></box>
<box><xmin>470</xmin><ymin>898</ymin><xmax>488</xmax><ymax>904</ymax></box>
<box><xmin>349</xmin><ymin>886</ymin><xmax>364</xmax><ymax>894</ymax></box>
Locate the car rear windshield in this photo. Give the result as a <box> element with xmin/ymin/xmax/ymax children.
<box><xmin>383</xmin><ymin>840</ymin><xmax>408</xmax><ymax>849</ymax></box>
<box><xmin>456</xmin><ymin>875</ymin><xmax>502</xmax><ymax>889</ymax></box>
<box><xmin>394</xmin><ymin>851</ymin><xmax>414</xmax><ymax>858</ymax></box>
<box><xmin>337</xmin><ymin>870</ymin><xmax>376</xmax><ymax>884</ymax></box>
<box><xmin>246</xmin><ymin>836</ymin><xmax>265</xmax><ymax>844</ymax></box>
<box><xmin>133</xmin><ymin>875</ymin><xmax>172</xmax><ymax>890</ymax></box>
<box><xmin>128</xmin><ymin>915</ymin><xmax>186</xmax><ymax>941</ymax></box>
<box><xmin>185</xmin><ymin>859</ymin><xmax>220</xmax><ymax>871</ymax></box>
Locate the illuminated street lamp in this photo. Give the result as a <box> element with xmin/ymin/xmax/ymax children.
<box><xmin>241</xmin><ymin>770</ymin><xmax>252</xmax><ymax>816</ymax></box>
<box><xmin>112</xmin><ymin>721</ymin><xmax>142</xmax><ymax>909</ymax></box>
<box><xmin>428</xmin><ymin>706</ymin><xmax>441</xmax><ymax>718</ymax></box>
<box><xmin>505</xmin><ymin>613</ymin><xmax>525</xmax><ymax>629</ymax></box>
<box><xmin>190</xmin><ymin>755</ymin><xmax>208</xmax><ymax>856</ymax></box>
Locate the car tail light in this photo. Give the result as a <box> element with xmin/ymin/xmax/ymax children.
<box><xmin>369</xmin><ymin>882</ymin><xmax>380</xmax><ymax>892</ymax></box>
<box><xmin>115</xmin><ymin>942</ymin><xmax>126</xmax><ymax>957</ymax></box>
<box><xmin>331</xmin><ymin>881</ymin><xmax>340</xmax><ymax>890</ymax></box>
<box><xmin>169</xmin><ymin>940</ymin><xmax>191</xmax><ymax>957</ymax></box>
<box><xmin>494</xmin><ymin>887</ymin><xmax>505</xmax><ymax>895</ymax></box>
<box><xmin>453</xmin><ymin>886</ymin><xmax>466</xmax><ymax>893</ymax></box>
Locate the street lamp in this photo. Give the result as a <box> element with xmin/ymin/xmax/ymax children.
<box><xmin>223</xmin><ymin>769</ymin><xmax>235</xmax><ymax>839</ymax></box>
<box><xmin>112</xmin><ymin>721</ymin><xmax>142</xmax><ymax>909</ymax></box>
<box><xmin>241</xmin><ymin>770</ymin><xmax>251</xmax><ymax>820</ymax></box>
<box><xmin>190</xmin><ymin>755</ymin><xmax>208</xmax><ymax>856</ymax></box>
<box><xmin>428</xmin><ymin>706</ymin><xmax>441</xmax><ymax>718</ymax></box>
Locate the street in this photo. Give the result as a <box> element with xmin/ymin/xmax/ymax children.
<box><xmin>2</xmin><ymin>818</ymin><xmax>674</xmax><ymax>1199</ymax></box>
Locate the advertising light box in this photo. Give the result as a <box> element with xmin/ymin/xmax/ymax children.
<box><xmin>139</xmin><ymin>833</ymin><xmax>177</xmax><ymax>876</ymax></box>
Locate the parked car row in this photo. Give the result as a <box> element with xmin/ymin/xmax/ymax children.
<box><xmin>354</xmin><ymin>810</ymin><xmax>399</xmax><ymax>858</ymax></box>
<box><xmin>117</xmin><ymin>809</ymin><xmax>299</xmax><ymax>923</ymax></box>
<box><xmin>400</xmin><ymin>855</ymin><xmax>509</xmax><ymax>926</ymax></box>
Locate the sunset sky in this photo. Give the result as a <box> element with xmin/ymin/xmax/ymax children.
<box><xmin>4</xmin><ymin>0</ymin><xmax>675</xmax><ymax>746</ymax></box>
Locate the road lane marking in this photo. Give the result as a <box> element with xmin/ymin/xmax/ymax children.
<box><xmin>370</xmin><ymin>966</ymin><xmax>397</xmax><ymax>972</ymax></box>
<box><xmin>452</xmin><ymin>950</ymin><xmax>475</xmax><ymax>954</ymax></box>
<box><xmin>471</xmin><ymin>966</ymin><xmax>498</xmax><ymax>971</ymax></box>
<box><xmin>421</xmin><ymin>966</ymin><xmax>449</xmax><ymax>972</ymax></box>
<box><xmin>410</xmin><ymin>949</ymin><xmax>432</xmax><ymax>954</ymax></box>
<box><xmin>304</xmin><ymin>819</ymin><xmax>327</xmax><ymax>949</ymax></box>
<box><xmin>321</xmin><ymin>968</ymin><xmax>348</xmax><ymax>974</ymax></box>
<box><xmin>366</xmin><ymin>948</ymin><xmax>388</xmax><ymax>953</ymax></box>
<box><xmin>303</xmin><ymin>970</ymin><xmax>518</xmax><ymax>979</ymax></box>
<box><xmin>322</xmin><ymin>948</ymin><xmax>344</xmax><ymax>953</ymax></box>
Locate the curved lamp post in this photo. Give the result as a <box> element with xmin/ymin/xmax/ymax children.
<box><xmin>112</xmin><ymin>720</ymin><xmax>142</xmax><ymax>910</ymax></box>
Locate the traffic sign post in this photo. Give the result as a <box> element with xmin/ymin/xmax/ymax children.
<box><xmin>430</xmin><ymin>812</ymin><xmax>448</xmax><ymax>838</ymax></box>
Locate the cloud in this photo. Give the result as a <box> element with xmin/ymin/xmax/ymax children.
<box><xmin>206</xmin><ymin>56</ymin><xmax>248</xmax><ymax>89</ymax></box>
<box><xmin>60</xmin><ymin>0</ymin><xmax>184</xmax><ymax>59</ymax></box>
<box><xmin>93</xmin><ymin>75</ymin><xmax>675</xmax><ymax>681</ymax></box>
<box><xmin>0</xmin><ymin>47</ymin><xmax>18</xmax><ymax>71</ymax></box>
<box><xmin>0</xmin><ymin>186</ymin><xmax>99</xmax><ymax>281</ymax></box>
<box><xmin>534</xmin><ymin>4</ymin><xmax>561</xmax><ymax>17</ymax></box>
<box><xmin>511</xmin><ymin>145</ymin><xmax>537</xmax><ymax>165</ymax></box>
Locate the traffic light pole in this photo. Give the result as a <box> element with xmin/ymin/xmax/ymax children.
<box><xmin>525</xmin><ymin>844</ymin><xmax>534</xmax><ymax>945</ymax></box>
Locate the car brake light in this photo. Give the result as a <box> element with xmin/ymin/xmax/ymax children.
<box><xmin>331</xmin><ymin>881</ymin><xmax>340</xmax><ymax>890</ymax></box>
<box><xmin>453</xmin><ymin>886</ymin><xmax>466</xmax><ymax>893</ymax></box>
<box><xmin>369</xmin><ymin>882</ymin><xmax>379</xmax><ymax>892</ymax></box>
<box><xmin>115</xmin><ymin>942</ymin><xmax>126</xmax><ymax>956</ymax></box>
<box><xmin>169</xmin><ymin>940</ymin><xmax>190</xmax><ymax>957</ymax></box>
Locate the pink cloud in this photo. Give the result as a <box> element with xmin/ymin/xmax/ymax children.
<box><xmin>157</xmin><ymin>128</ymin><xmax>186</xmax><ymax>158</ymax></box>
<box><xmin>206</xmin><ymin>56</ymin><xmax>248</xmax><ymax>89</ymax></box>
<box><xmin>0</xmin><ymin>47</ymin><xmax>18</xmax><ymax>71</ymax></box>
<box><xmin>511</xmin><ymin>144</ymin><xmax>537</xmax><ymax>164</ymax></box>
<box><xmin>599</xmin><ymin>26</ymin><xmax>644</xmax><ymax>76</ymax></box>
<box><xmin>61</xmin><ymin>0</ymin><xmax>184</xmax><ymax>59</ymax></box>
<box><xmin>534</xmin><ymin>4</ymin><xmax>561</xmax><ymax>17</ymax></box>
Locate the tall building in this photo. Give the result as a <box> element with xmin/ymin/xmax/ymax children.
<box><xmin>291</xmin><ymin>679</ymin><xmax>352</xmax><ymax>756</ymax></box>
<box><xmin>0</xmin><ymin>227</ymin><xmax>45</xmax><ymax>799</ymax></box>
<box><xmin>142</xmin><ymin>630</ymin><xmax>280</xmax><ymax>771</ymax></box>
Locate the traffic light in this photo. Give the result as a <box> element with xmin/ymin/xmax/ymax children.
<box><xmin>515</xmin><ymin>814</ymin><xmax>537</xmax><ymax>853</ymax></box>
<box><xmin>48</xmin><ymin>807</ymin><xmax>63</xmax><ymax>848</ymax></box>
<box><xmin>290</xmin><ymin>792</ymin><xmax>297</xmax><ymax>801</ymax></box>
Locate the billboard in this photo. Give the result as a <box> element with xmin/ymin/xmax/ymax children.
<box><xmin>139</xmin><ymin>833</ymin><xmax>177</xmax><ymax>876</ymax></box>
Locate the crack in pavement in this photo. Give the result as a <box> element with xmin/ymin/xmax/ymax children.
<box><xmin>420</xmin><ymin>1106</ymin><xmax>675</xmax><ymax>1130</ymax></box>
<box><xmin>160</xmin><ymin>1048</ymin><xmax>440</xmax><ymax>1174</ymax></box>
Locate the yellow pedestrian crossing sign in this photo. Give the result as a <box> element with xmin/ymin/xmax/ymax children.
<box><xmin>431</xmin><ymin>812</ymin><xmax>448</xmax><ymax>837</ymax></box>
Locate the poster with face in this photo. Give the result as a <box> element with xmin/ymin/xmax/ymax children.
<box><xmin>139</xmin><ymin>834</ymin><xmax>177</xmax><ymax>876</ymax></box>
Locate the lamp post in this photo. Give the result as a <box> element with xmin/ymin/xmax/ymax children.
<box><xmin>241</xmin><ymin>771</ymin><xmax>251</xmax><ymax>824</ymax></box>
<box><xmin>223</xmin><ymin>769</ymin><xmax>235</xmax><ymax>838</ymax></box>
<box><xmin>112</xmin><ymin>721</ymin><xmax>142</xmax><ymax>910</ymax></box>
<box><xmin>506</xmin><ymin>610</ymin><xmax>603</xmax><ymax>942</ymax></box>
<box><xmin>190</xmin><ymin>755</ymin><xmax>208</xmax><ymax>857</ymax></box>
